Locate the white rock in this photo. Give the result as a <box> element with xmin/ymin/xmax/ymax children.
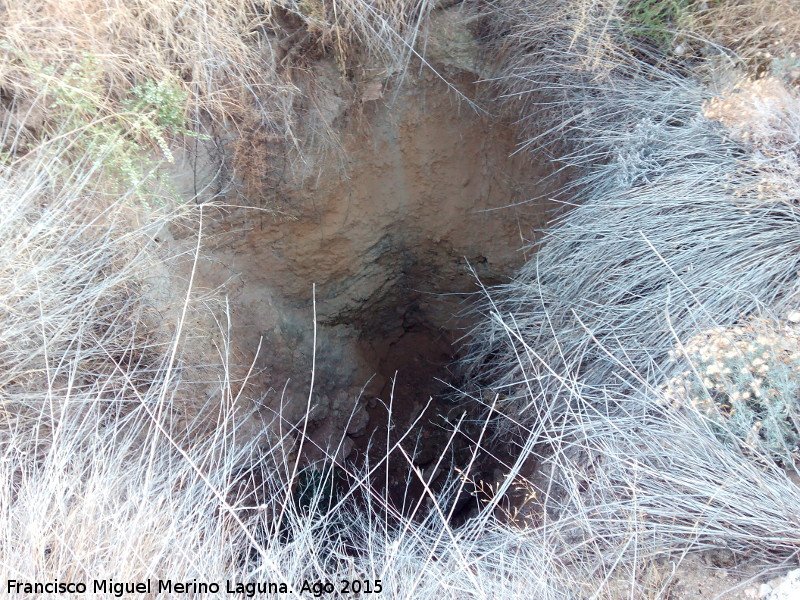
<box><xmin>766</xmin><ymin>569</ymin><xmax>800</xmax><ymax>600</ymax></box>
<box><xmin>743</xmin><ymin>586</ymin><xmax>760</xmax><ymax>599</ymax></box>
<box><xmin>787</xmin><ymin>310</ymin><xmax>800</xmax><ymax>324</ymax></box>
<box><xmin>345</xmin><ymin>402</ymin><xmax>369</xmax><ymax>438</ymax></box>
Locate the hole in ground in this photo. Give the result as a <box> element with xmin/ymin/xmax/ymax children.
<box><xmin>352</xmin><ymin>318</ymin><xmax>464</xmax><ymax>517</ymax></box>
<box><xmin>179</xmin><ymin>67</ymin><xmax>562</xmax><ymax>526</ymax></box>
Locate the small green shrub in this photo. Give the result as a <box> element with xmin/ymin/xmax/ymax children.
<box><xmin>624</xmin><ymin>0</ymin><xmax>693</xmax><ymax>51</ymax></box>
<box><xmin>1</xmin><ymin>45</ymin><xmax>206</xmax><ymax>197</ymax></box>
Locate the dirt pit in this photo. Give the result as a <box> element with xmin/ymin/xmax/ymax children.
<box><xmin>161</xmin><ymin>58</ymin><xmax>560</xmax><ymax>517</ymax></box>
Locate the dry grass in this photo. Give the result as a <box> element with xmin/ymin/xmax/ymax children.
<box><xmin>0</xmin><ymin>0</ymin><xmax>289</xmax><ymax>123</ymax></box>
<box><xmin>463</xmin><ymin>0</ymin><xmax>800</xmax><ymax>417</ymax></box>
<box><xmin>692</xmin><ymin>0</ymin><xmax>800</xmax><ymax>80</ymax></box>
<box><xmin>0</xmin><ymin>158</ymin><xmax>165</xmax><ymax>449</ymax></box>
<box><xmin>0</xmin><ymin>0</ymin><xmax>440</xmax><ymax>208</ymax></box>
<box><xmin>461</xmin><ymin>304</ymin><xmax>800</xmax><ymax>595</ymax></box>
<box><xmin>454</xmin><ymin>1</ymin><xmax>800</xmax><ymax>592</ymax></box>
<box><xmin>0</xmin><ymin>139</ymin><xmax>576</xmax><ymax>600</ymax></box>
<box><xmin>279</xmin><ymin>1</ymin><xmax>434</xmax><ymax>73</ymax></box>
<box><xmin>3</xmin><ymin>1</ymin><xmax>800</xmax><ymax>598</ymax></box>
<box><xmin>0</xmin><ymin>0</ymin><xmax>432</xmax><ymax>136</ymax></box>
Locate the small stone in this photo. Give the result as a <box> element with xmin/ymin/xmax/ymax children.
<box><xmin>345</xmin><ymin>403</ymin><xmax>370</xmax><ymax>438</ymax></box>
<box><xmin>360</xmin><ymin>80</ymin><xmax>383</xmax><ymax>103</ymax></box>
<box><xmin>769</xmin><ymin>577</ymin><xmax>785</xmax><ymax>590</ymax></box>
<box><xmin>706</xmin><ymin>547</ymin><xmax>737</xmax><ymax>568</ymax></box>
<box><xmin>787</xmin><ymin>310</ymin><xmax>800</xmax><ymax>324</ymax></box>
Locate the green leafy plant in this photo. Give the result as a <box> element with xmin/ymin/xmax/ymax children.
<box><xmin>2</xmin><ymin>46</ymin><xmax>206</xmax><ymax>197</ymax></box>
<box><xmin>624</xmin><ymin>0</ymin><xmax>694</xmax><ymax>51</ymax></box>
<box><xmin>123</xmin><ymin>79</ymin><xmax>200</xmax><ymax>163</ymax></box>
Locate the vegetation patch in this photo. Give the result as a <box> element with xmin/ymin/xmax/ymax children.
<box><xmin>663</xmin><ymin>318</ymin><xmax>800</xmax><ymax>463</ymax></box>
